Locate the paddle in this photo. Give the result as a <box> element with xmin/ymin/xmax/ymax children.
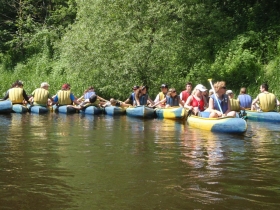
<box><xmin>208</xmin><ymin>78</ymin><xmax>223</xmax><ymax>115</ymax></box>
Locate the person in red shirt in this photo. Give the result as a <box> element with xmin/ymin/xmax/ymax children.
<box><xmin>179</xmin><ymin>82</ymin><xmax>192</xmax><ymax>104</ymax></box>
<box><xmin>184</xmin><ymin>84</ymin><xmax>208</xmax><ymax>115</ymax></box>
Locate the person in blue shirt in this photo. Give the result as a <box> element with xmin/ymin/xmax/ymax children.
<box><xmin>208</xmin><ymin>81</ymin><xmax>236</xmax><ymax>118</ymax></box>
<box><xmin>237</xmin><ymin>87</ymin><xmax>252</xmax><ymax>109</ymax></box>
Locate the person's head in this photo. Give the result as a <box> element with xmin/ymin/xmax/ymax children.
<box><xmin>62</xmin><ymin>83</ymin><xmax>71</xmax><ymax>90</ymax></box>
<box><xmin>209</xmin><ymin>89</ymin><xmax>214</xmax><ymax>96</ymax></box>
<box><xmin>213</xmin><ymin>81</ymin><xmax>226</xmax><ymax>94</ymax></box>
<box><xmin>110</xmin><ymin>98</ymin><xmax>118</xmax><ymax>106</ymax></box>
<box><xmin>260</xmin><ymin>83</ymin><xmax>268</xmax><ymax>92</ymax></box>
<box><xmin>185</xmin><ymin>82</ymin><xmax>192</xmax><ymax>92</ymax></box>
<box><xmin>84</xmin><ymin>86</ymin><xmax>94</xmax><ymax>94</ymax></box>
<box><xmin>226</xmin><ymin>90</ymin><xmax>234</xmax><ymax>98</ymax></box>
<box><xmin>16</xmin><ymin>80</ymin><xmax>24</xmax><ymax>88</ymax></box>
<box><xmin>140</xmin><ymin>85</ymin><xmax>148</xmax><ymax>94</ymax></box>
<box><xmin>161</xmin><ymin>84</ymin><xmax>168</xmax><ymax>93</ymax></box>
<box><xmin>194</xmin><ymin>84</ymin><xmax>207</xmax><ymax>96</ymax></box>
<box><xmin>89</xmin><ymin>94</ymin><xmax>97</xmax><ymax>103</ymax></box>
<box><xmin>240</xmin><ymin>87</ymin><xmax>247</xmax><ymax>94</ymax></box>
<box><xmin>168</xmin><ymin>88</ymin><xmax>177</xmax><ymax>97</ymax></box>
<box><xmin>132</xmin><ymin>85</ymin><xmax>139</xmax><ymax>92</ymax></box>
<box><xmin>41</xmin><ymin>82</ymin><xmax>50</xmax><ymax>90</ymax></box>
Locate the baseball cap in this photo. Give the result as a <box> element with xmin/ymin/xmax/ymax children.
<box><xmin>132</xmin><ymin>85</ymin><xmax>139</xmax><ymax>90</ymax></box>
<box><xmin>195</xmin><ymin>84</ymin><xmax>207</xmax><ymax>92</ymax></box>
<box><xmin>226</xmin><ymin>90</ymin><xmax>233</xmax><ymax>94</ymax></box>
<box><xmin>161</xmin><ymin>84</ymin><xmax>168</xmax><ymax>88</ymax></box>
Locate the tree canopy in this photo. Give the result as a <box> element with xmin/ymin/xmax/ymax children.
<box><xmin>1</xmin><ymin>0</ymin><xmax>280</xmax><ymax>98</ymax></box>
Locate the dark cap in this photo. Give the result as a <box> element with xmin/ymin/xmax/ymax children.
<box><xmin>62</xmin><ymin>83</ymin><xmax>70</xmax><ymax>89</ymax></box>
<box><xmin>161</xmin><ymin>84</ymin><xmax>168</xmax><ymax>88</ymax></box>
<box><xmin>132</xmin><ymin>85</ymin><xmax>139</xmax><ymax>90</ymax></box>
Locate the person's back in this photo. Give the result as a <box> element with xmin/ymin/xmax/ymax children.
<box><xmin>229</xmin><ymin>98</ymin><xmax>240</xmax><ymax>111</ymax></box>
<box><xmin>238</xmin><ymin>88</ymin><xmax>252</xmax><ymax>109</ymax></box>
<box><xmin>9</xmin><ymin>87</ymin><xmax>24</xmax><ymax>104</ymax></box>
<box><xmin>57</xmin><ymin>90</ymin><xmax>72</xmax><ymax>105</ymax></box>
<box><xmin>258</xmin><ymin>92</ymin><xmax>276</xmax><ymax>112</ymax></box>
<box><xmin>238</xmin><ymin>94</ymin><xmax>252</xmax><ymax>108</ymax></box>
<box><xmin>33</xmin><ymin>88</ymin><xmax>50</xmax><ymax>106</ymax></box>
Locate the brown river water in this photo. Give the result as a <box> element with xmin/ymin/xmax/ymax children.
<box><xmin>0</xmin><ymin>113</ymin><xmax>280</xmax><ymax>209</ymax></box>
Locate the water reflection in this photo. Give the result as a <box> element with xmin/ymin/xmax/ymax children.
<box><xmin>0</xmin><ymin>113</ymin><xmax>74</xmax><ymax>209</ymax></box>
<box><xmin>0</xmin><ymin>114</ymin><xmax>280</xmax><ymax>209</ymax></box>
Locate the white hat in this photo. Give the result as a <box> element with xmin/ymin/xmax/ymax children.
<box><xmin>195</xmin><ymin>84</ymin><xmax>207</xmax><ymax>92</ymax></box>
<box><xmin>226</xmin><ymin>90</ymin><xmax>233</xmax><ymax>94</ymax></box>
<box><xmin>41</xmin><ymin>82</ymin><xmax>50</xmax><ymax>87</ymax></box>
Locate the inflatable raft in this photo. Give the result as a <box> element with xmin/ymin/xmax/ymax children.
<box><xmin>187</xmin><ymin>113</ymin><xmax>247</xmax><ymax>133</ymax></box>
<box><xmin>53</xmin><ymin>105</ymin><xmax>77</xmax><ymax>114</ymax></box>
<box><xmin>126</xmin><ymin>106</ymin><xmax>155</xmax><ymax>118</ymax></box>
<box><xmin>155</xmin><ymin>107</ymin><xmax>186</xmax><ymax>120</ymax></box>
<box><xmin>80</xmin><ymin>106</ymin><xmax>103</xmax><ymax>115</ymax></box>
<box><xmin>104</xmin><ymin>106</ymin><xmax>126</xmax><ymax>115</ymax></box>
<box><xmin>0</xmin><ymin>100</ymin><xmax>12</xmax><ymax>113</ymax></box>
<box><xmin>246</xmin><ymin>110</ymin><xmax>280</xmax><ymax>122</ymax></box>
<box><xmin>12</xmin><ymin>104</ymin><xmax>28</xmax><ymax>113</ymax></box>
<box><xmin>29</xmin><ymin>105</ymin><xmax>49</xmax><ymax>114</ymax></box>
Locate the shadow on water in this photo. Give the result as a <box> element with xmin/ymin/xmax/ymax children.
<box><xmin>0</xmin><ymin>113</ymin><xmax>75</xmax><ymax>209</ymax></box>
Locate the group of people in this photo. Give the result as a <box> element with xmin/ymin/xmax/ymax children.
<box><xmin>2</xmin><ymin>80</ymin><xmax>279</xmax><ymax>118</ymax></box>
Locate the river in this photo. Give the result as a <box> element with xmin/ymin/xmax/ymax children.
<box><xmin>0</xmin><ymin>113</ymin><xmax>279</xmax><ymax>209</ymax></box>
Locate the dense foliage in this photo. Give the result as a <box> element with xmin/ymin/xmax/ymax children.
<box><xmin>1</xmin><ymin>0</ymin><xmax>280</xmax><ymax>99</ymax></box>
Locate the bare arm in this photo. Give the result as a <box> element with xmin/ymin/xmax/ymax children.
<box><xmin>184</xmin><ymin>95</ymin><xmax>193</xmax><ymax>109</ymax></box>
<box><xmin>153</xmin><ymin>98</ymin><xmax>166</xmax><ymax>107</ymax></box>
<box><xmin>252</xmin><ymin>95</ymin><xmax>259</xmax><ymax>105</ymax></box>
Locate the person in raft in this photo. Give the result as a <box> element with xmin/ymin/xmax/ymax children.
<box><xmin>52</xmin><ymin>83</ymin><xmax>80</xmax><ymax>106</ymax></box>
<box><xmin>251</xmin><ymin>83</ymin><xmax>280</xmax><ymax>112</ymax></box>
<box><xmin>3</xmin><ymin>80</ymin><xmax>30</xmax><ymax>105</ymax></box>
<box><xmin>77</xmin><ymin>86</ymin><xmax>109</xmax><ymax>108</ymax></box>
<box><xmin>179</xmin><ymin>82</ymin><xmax>192</xmax><ymax>104</ymax></box>
<box><xmin>208</xmin><ymin>81</ymin><xmax>236</xmax><ymax>118</ymax></box>
<box><xmin>184</xmin><ymin>84</ymin><xmax>208</xmax><ymax>115</ymax></box>
<box><xmin>226</xmin><ymin>90</ymin><xmax>241</xmax><ymax>111</ymax></box>
<box><xmin>30</xmin><ymin>82</ymin><xmax>53</xmax><ymax>107</ymax></box>
<box><xmin>154</xmin><ymin>84</ymin><xmax>169</xmax><ymax>108</ymax></box>
<box><xmin>237</xmin><ymin>87</ymin><xmax>252</xmax><ymax>110</ymax></box>
<box><xmin>153</xmin><ymin>88</ymin><xmax>185</xmax><ymax>107</ymax></box>
<box><xmin>134</xmin><ymin>85</ymin><xmax>155</xmax><ymax>106</ymax></box>
<box><xmin>124</xmin><ymin>85</ymin><xmax>139</xmax><ymax>105</ymax></box>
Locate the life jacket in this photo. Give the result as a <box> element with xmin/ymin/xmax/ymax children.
<box><xmin>259</xmin><ymin>92</ymin><xmax>276</xmax><ymax>112</ymax></box>
<box><xmin>211</xmin><ymin>94</ymin><xmax>229</xmax><ymax>113</ymax></box>
<box><xmin>166</xmin><ymin>95</ymin><xmax>180</xmax><ymax>106</ymax></box>
<box><xmin>57</xmin><ymin>90</ymin><xmax>72</xmax><ymax>105</ymax></box>
<box><xmin>238</xmin><ymin>94</ymin><xmax>252</xmax><ymax>108</ymax></box>
<box><xmin>33</xmin><ymin>88</ymin><xmax>49</xmax><ymax>106</ymax></box>
<box><xmin>9</xmin><ymin>87</ymin><xmax>24</xmax><ymax>104</ymax></box>
<box><xmin>159</xmin><ymin>92</ymin><xmax>166</xmax><ymax>105</ymax></box>
<box><xmin>181</xmin><ymin>90</ymin><xmax>191</xmax><ymax>102</ymax></box>
<box><xmin>139</xmin><ymin>94</ymin><xmax>148</xmax><ymax>105</ymax></box>
<box><xmin>190</xmin><ymin>96</ymin><xmax>205</xmax><ymax>111</ymax></box>
<box><xmin>84</xmin><ymin>91</ymin><xmax>96</xmax><ymax>100</ymax></box>
<box><xmin>229</xmin><ymin>99</ymin><xmax>240</xmax><ymax>111</ymax></box>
